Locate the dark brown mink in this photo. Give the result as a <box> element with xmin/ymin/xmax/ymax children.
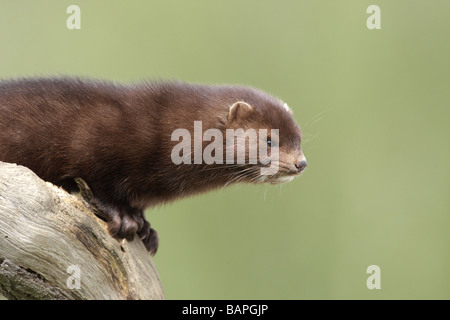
<box><xmin>0</xmin><ymin>77</ymin><xmax>307</xmax><ymax>255</ymax></box>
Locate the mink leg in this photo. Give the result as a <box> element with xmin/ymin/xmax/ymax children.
<box><xmin>72</xmin><ymin>178</ymin><xmax>159</xmax><ymax>254</ymax></box>
<box><xmin>103</xmin><ymin>204</ymin><xmax>159</xmax><ymax>254</ymax></box>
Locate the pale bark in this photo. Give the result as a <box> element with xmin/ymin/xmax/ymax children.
<box><xmin>0</xmin><ymin>162</ymin><xmax>165</xmax><ymax>300</ymax></box>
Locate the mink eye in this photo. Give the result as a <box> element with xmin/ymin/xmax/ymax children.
<box><xmin>266</xmin><ymin>138</ymin><xmax>272</xmax><ymax>147</ymax></box>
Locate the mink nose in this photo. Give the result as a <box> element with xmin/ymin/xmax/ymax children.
<box><xmin>295</xmin><ymin>160</ymin><xmax>307</xmax><ymax>173</ymax></box>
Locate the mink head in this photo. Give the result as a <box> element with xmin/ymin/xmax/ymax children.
<box><xmin>218</xmin><ymin>89</ymin><xmax>306</xmax><ymax>185</ymax></box>
<box><xmin>168</xmin><ymin>84</ymin><xmax>306</xmax><ymax>188</ymax></box>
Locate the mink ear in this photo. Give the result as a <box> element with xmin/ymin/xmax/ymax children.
<box><xmin>228</xmin><ymin>101</ymin><xmax>254</xmax><ymax>121</ymax></box>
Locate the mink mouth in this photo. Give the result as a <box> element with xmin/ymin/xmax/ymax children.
<box><xmin>270</xmin><ymin>172</ymin><xmax>302</xmax><ymax>185</ymax></box>
<box><xmin>255</xmin><ymin>163</ymin><xmax>304</xmax><ymax>185</ymax></box>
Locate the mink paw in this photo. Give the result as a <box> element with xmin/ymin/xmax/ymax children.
<box><xmin>87</xmin><ymin>196</ymin><xmax>159</xmax><ymax>254</ymax></box>
<box><xmin>107</xmin><ymin>208</ymin><xmax>159</xmax><ymax>255</ymax></box>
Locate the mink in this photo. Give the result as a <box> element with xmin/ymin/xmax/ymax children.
<box><xmin>0</xmin><ymin>77</ymin><xmax>306</xmax><ymax>254</ymax></box>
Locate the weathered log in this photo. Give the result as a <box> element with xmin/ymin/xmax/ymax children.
<box><xmin>0</xmin><ymin>161</ymin><xmax>165</xmax><ymax>300</ymax></box>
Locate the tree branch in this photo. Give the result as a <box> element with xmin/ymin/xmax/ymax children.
<box><xmin>0</xmin><ymin>162</ymin><xmax>165</xmax><ymax>300</ymax></box>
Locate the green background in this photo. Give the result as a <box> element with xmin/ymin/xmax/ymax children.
<box><xmin>0</xmin><ymin>0</ymin><xmax>449</xmax><ymax>299</ymax></box>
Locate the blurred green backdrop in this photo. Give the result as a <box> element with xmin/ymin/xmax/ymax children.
<box><xmin>0</xmin><ymin>0</ymin><xmax>449</xmax><ymax>299</ymax></box>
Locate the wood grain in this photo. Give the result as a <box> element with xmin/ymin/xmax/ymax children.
<box><xmin>0</xmin><ymin>162</ymin><xmax>165</xmax><ymax>300</ymax></box>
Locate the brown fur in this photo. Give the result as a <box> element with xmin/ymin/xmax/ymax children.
<box><xmin>0</xmin><ymin>77</ymin><xmax>305</xmax><ymax>254</ymax></box>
